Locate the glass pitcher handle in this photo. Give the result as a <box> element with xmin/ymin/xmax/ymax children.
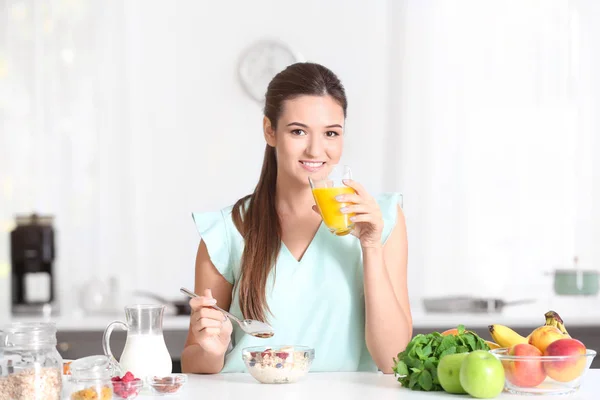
<box><xmin>102</xmin><ymin>321</ymin><xmax>128</xmax><ymax>361</ymax></box>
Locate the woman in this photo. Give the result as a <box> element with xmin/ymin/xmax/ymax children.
<box><xmin>181</xmin><ymin>62</ymin><xmax>412</xmax><ymax>374</ymax></box>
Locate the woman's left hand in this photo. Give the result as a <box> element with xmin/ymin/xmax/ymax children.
<box><xmin>314</xmin><ymin>179</ymin><xmax>384</xmax><ymax>248</ymax></box>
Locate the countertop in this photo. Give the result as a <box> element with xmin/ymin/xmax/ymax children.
<box><xmin>131</xmin><ymin>371</ymin><xmax>598</xmax><ymax>400</ymax></box>
<box><xmin>4</xmin><ymin>304</ymin><xmax>600</xmax><ymax>332</ymax></box>
<box><xmin>1</xmin><ymin>296</ymin><xmax>599</xmax><ymax>331</ymax></box>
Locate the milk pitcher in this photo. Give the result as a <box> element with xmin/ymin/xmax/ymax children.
<box><xmin>102</xmin><ymin>304</ymin><xmax>172</xmax><ymax>378</ymax></box>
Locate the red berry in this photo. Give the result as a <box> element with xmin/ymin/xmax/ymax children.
<box><xmin>122</xmin><ymin>371</ymin><xmax>135</xmax><ymax>382</ymax></box>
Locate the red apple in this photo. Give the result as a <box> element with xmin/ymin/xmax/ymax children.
<box><xmin>504</xmin><ymin>343</ymin><xmax>546</xmax><ymax>388</ymax></box>
<box><xmin>544</xmin><ymin>338</ymin><xmax>587</xmax><ymax>382</ymax></box>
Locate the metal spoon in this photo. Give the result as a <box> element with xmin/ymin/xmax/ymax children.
<box><xmin>180</xmin><ymin>287</ymin><xmax>274</xmax><ymax>338</ymax></box>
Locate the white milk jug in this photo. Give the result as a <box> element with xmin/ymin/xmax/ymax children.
<box><xmin>103</xmin><ymin>304</ymin><xmax>172</xmax><ymax>378</ymax></box>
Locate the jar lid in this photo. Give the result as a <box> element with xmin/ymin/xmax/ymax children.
<box><xmin>70</xmin><ymin>355</ymin><xmax>120</xmax><ymax>381</ymax></box>
<box><xmin>0</xmin><ymin>322</ymin><xmax>57</xmax><ymax>349</ymax></box>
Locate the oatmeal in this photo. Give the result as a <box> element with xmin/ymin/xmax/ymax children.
<box><xmin>0</xmin><ymin>367</ymin><xmax>62</xmax><ymax>400</ymax></box>
<box><xmin>242</xmin><ymin>346</ymin><xmax>314</xmax><ymax>384</ymax></box>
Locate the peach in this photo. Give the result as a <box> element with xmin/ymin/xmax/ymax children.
<box><xmin>504</xmin><ymin>343</ymin><xmax>546</xmax><ymax>388</ymax></box>
<box><xmin>544</xmin><ymin>338</ymin><xmax>587</xmax><ymax>382</ymax></box>
<box><xmin>528</xmin><ymin>326</ymin><xmax>565</xmax><ymax>353</ymax></box>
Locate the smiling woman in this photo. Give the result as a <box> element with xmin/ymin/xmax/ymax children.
<box><xmin>181</xmin><ymin>62</ymin><xmax>412</xmax><ymax>375</ymax></box>
<box><xmin>288</xmin><ymin>118</ymin><xmax>344</xmax><ymax>174</ymax></box>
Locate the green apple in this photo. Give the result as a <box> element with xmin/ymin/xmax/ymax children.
<box><xmin>459</xmin><ymin>350</ymin><xmax>505</xmax><ymax>399</ymax></box>
<box><xmin>438</xmin><ymin>352</ymin><xmax>469</xmax><ymax>394</ymax></box>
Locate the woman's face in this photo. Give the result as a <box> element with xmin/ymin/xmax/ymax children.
<box><xmin>264</xmin><ymin>95</ymin><xmax>345</xmax><ymax>187</ymax></box>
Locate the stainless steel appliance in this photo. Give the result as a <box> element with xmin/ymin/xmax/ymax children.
<box><xmin>423</xmin><ymin>296</ymin><xmax>535</xmax><ymax>313</ymax></box>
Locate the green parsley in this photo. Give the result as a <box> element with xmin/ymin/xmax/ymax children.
<box><xmin>392</xmin><ymin>325</ymin><xmax>490</xmax><ymax>391</ymax></box>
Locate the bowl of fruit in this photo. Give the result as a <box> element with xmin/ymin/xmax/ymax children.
<box><xmin>489</xmin><ymin>311</ymin><xmax>596</xmax><ymax>395</ymax></box>
<box><xmin>111</xmin><ymin>372</ymin><xmax>143</xmax><ymax>399</ymax></box>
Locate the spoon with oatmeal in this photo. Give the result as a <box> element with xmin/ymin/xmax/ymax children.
<box><xmin>180</xmin><ymin>287</ymin><xmax>275</xmax><ymax>338</ymax></box>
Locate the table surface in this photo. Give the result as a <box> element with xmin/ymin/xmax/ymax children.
<box><xmin>131</xmin><ymin>370</ymin><xmax>599</xmax><ymax>400</ymax></box>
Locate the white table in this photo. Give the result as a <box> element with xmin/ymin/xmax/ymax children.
<box><xmin>135</xmin><ymin>370</ymin><xmax>600</xmax><ymax>399</ymax></box>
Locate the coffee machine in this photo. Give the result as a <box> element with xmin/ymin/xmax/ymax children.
<box><xmin>10</xmin><ymin>213</ymin><xmax>58</xmax><ymax>315</ymax></box>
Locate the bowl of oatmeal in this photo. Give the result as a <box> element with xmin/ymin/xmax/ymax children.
<box><xmin>242</xmin><ymin>345</ymin><xmax>314</xmax><ymax>384</ymax></box>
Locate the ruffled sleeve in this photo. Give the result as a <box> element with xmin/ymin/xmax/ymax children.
<box><xmin>376</xmin><ymin>192</ymin><xmax>404</xmax><ymax>245</ymax></box>
<box><xmin>191</xmin><ymin>210</ymin><xmax>234</xmax><ymax>284</ymax></box>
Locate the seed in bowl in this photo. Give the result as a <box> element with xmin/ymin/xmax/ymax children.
<box><xmin>147</xmin><ymin>374</ymin><xmax>187</xmax><ymax>395</ymax></box>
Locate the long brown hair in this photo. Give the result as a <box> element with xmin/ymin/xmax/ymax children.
<box><xmin>231</xmin><ymin>62</ymin><xmax>348</xmax><ymax>322</ymax></box>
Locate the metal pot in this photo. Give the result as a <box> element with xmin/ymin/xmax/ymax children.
<box><xmin>549</xmin><ymin>269</ymin><xmax>599</xmax><ymax>296</ymax></box>
<box><xmin>547</xmin><ymin>257</ymin><xmax>599</xmax><ymax>296</ymax></box>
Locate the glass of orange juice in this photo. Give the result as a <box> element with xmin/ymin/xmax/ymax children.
<box><xmin>309</xmin><ymin>165</ymin><xmax>356</xmax><ymax>236</ymax></box>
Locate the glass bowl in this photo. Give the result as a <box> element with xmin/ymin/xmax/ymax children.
<box><xmin>242</xmin><ymin>345</ymin><xmax>315</xmax><ymax>384</ymax></box>
<box><xmin>490</xmin><ymin>348</ymin><xmax>596</xmax><ymax>395</ymax></box>
<box><xmin>146</xmin><ymin>374</ymin><xmax>187</xmax><ymax>395</ymax></box>
<box><xmin>111</xmin><ymin>379</ymin><xmax>143</xmax><ymax>399</ymax></box>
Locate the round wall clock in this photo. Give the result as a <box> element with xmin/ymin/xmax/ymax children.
<box><xmin>238</xmin><ymin>39</ymin><xmax>304</xmax><ymax>103</ymax></box>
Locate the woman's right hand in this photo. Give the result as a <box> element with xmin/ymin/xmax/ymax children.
<box><xmin>189</xmin><ymin>289</ymin><xmax>233</xmax><ymax>357</ymax></box>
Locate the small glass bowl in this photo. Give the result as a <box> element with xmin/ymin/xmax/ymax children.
<box><xmin>490</xmin><ymin>348</ymin><xmax>596</xmax><ymax>395</ymax></box>
<box><xmin>111</xmin><ymin>379</ymin><xmax>144</xmax><ymax>399</ymax></box>
<box><xmin>146</xmin><ymin>374</ymin><xmax>188</xmax><ymax>395</ymax></box>
<box><xmin>242</xmin><ymin>345</ymin><xmax>315</xmax><ymax>384</ymax></box>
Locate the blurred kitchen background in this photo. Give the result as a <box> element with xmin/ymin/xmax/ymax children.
<box><xmin>1</xmin><ymin>0</ymin><xmax>599</xmax><ymax>368</ymax></box>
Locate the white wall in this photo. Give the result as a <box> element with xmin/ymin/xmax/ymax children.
<box><xmin>124</xmin><ymin>0</ymin><xmax>393</xmax><ymax>299</ymax></box>
<box><xmin>391</xmin><ymin>0</ymin><xmax>600</xmax><ymax>304</ymax></box>
<box><xmin>1</xmin><ymin>0</ymin><xmax>600</xmax><ymax>318</ymax></box>
<box><xmin>0</xmin><ymin>0</ymin><xmax>395</xmax><ymax>313</ymax></box>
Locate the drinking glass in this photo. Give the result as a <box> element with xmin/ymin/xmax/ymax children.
<box><xmin>309</xmin><ymin>165</ymin><xmax>356</xmax><ymax>236</ymax></box>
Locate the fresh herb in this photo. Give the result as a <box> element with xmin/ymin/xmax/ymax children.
<box><xmin>392</xmin><ymin>325</ymin><xmax>490</xmax><ymax>391</ymax></box>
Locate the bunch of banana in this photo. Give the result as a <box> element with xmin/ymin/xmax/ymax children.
<box><xmin>488</xmin><ymin>324</ymin><xmax>529</xmax><ymax>348</ymax></box>
<box><xmin>544</xmin><ymin>310</ymin><xmax>571</xmax><ymax>337</ymax></box>
<box><xmin>488</xmin><ymin>310</ymin><xmax>569</xmax><ymax>348</ymax></box>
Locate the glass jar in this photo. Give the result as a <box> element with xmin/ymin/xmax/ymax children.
<box><xmin>65</xmin><ymin>355</ymin><xmax>120</xmax><ymax>400</ymax></box>
<box><xmin>0</xmin><ymin>322</ymin><xmax>63</xmax><ymax>400</ymax></box>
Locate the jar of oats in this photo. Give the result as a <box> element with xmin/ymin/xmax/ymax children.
<box><xmin>0</xmin><ymin>322</ymin><xmax>63</xmax><ymax>400</ymax></box>
<box><xmin>65</xmin><ymin>355</ymin><xmax>117</xmax><ymax>400</ymax></box>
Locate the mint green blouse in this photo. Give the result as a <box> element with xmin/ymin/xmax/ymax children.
<box><xmin>191</xmin><ymin>192</ymin><xmax>403</xmax><ymax>372</ymax></box>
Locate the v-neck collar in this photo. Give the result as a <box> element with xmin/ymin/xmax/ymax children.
<box><xmin>280</xmin><ymin>221</ymin><xmax>324</xmax><ymax>263</ymax></box>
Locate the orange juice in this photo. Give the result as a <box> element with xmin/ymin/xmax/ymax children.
<box><xmin>312</xmin><ymin>186</ymin><xmax>356</xmax><ymax>236</ymax></box>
